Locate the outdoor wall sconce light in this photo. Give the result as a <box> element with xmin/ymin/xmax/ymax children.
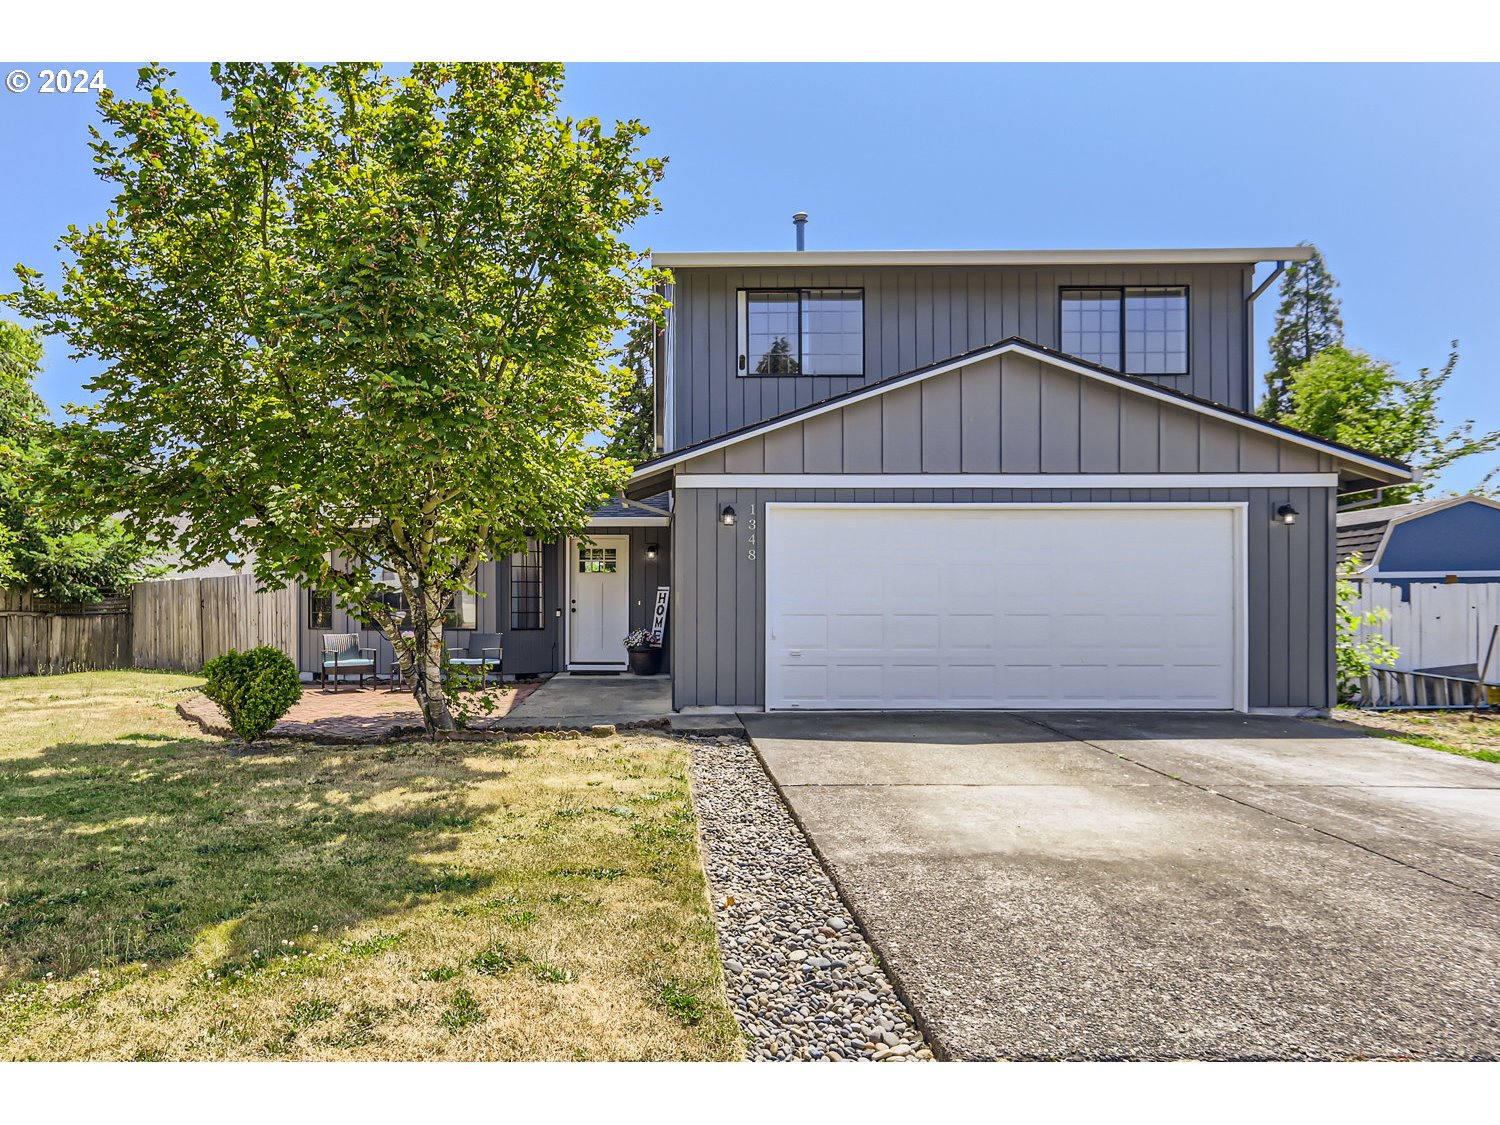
<box><xmin>645</xmin><ymin>543</ymin><xmax>659</xmax><ymax>561</ymax></box>
<box><xmin>720</xmin><ymin>505</ymin><xmax>737</xmax><ymax>527</ymax></box>
<box><xmin>1276</xmin><ymin>504</ymin><xmax>1299</xmax><ymax>526</ymax></box>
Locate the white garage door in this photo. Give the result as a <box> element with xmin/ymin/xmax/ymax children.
<box><xmin>765</xmin><ymin>505</ymin><xmax>1242</xmax><ymax>711</ymax></box>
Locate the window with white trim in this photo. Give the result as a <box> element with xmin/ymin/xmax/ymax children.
<box><xmin>1060</xmin><ymin>286</ymin><xmax>1188</xmax><ymax>376</ymax></box>
<box><xmin>738</xmin><ymin>288</ymin><xmax>864</xmax><ymax>376</ymax></box>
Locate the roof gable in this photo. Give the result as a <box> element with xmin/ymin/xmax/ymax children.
<box><xmin>631</xmin><ymin>339</ymin><xmax>1411</xmax><ymax>492</ymax></box>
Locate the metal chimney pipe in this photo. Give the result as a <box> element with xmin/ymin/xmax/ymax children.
<box><xmin>792</xmin><ymin>212</ymin><xmax>808</xmax><ymax>251</ymax></box>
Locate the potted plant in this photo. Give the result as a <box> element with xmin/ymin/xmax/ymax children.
<box><xmin>624</xmin><ymin>628</ymin><xmax>662</xmax><ymax>676</ymax></box>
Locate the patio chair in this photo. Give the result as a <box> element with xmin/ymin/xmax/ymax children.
<box><xmin>320</xmin><ymin>633</ymin><xmax>377</xmax><ymax>692</ymax></box>
<box><xmin>447</xmin><ymin>632</ymin><xmax>504</xmax><ymax>685</ymax></box>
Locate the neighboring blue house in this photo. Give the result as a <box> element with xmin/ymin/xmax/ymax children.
<box><xmin>1338</xmin><ymin>496</ymin><xmax>1500</xmax><ymax>686</ymax></box>
<box><xmin>1338</xmin><ymin>496</ymin><xmax>1500</xmax><ymax>594</ymax></box>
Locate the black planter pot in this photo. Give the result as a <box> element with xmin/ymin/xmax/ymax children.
<box><xmin>627</xmin><ymin>647</ymin><xmax>663</xmax><ymax>676</ymax></box>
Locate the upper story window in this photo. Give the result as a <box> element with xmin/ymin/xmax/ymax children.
<box><xmin>738</xmin><ymin>288</ymin><xmax>864</xmax><ymax>376</ymax></box>
<box><xmin>1060</xmin><ymin>286</ymin><xmax>1188</xmax><ymax>376</ymax></box>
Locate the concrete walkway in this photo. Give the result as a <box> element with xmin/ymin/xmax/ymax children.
<box><xmin>742</xmin><ymin>710</ymin><xmax>1500</xmax><ymax>1060</ymax></box>
<box><xmin>500</xmin><ymin>672</ymin><xmax>672</xmax><ymax>729</ymax></box>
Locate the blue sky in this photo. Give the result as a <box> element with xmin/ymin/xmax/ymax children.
<box><xmin>3</xmin><ymin>62</ymin><xmax>1497</xmax><ymax>490</ymax></box>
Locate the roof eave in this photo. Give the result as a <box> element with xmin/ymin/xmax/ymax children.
<box><xmin>652</xmin><ymin>246</ymin><xmax>1316</xmax><ymax>269</ymax></box>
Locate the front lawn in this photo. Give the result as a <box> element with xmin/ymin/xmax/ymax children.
<box><xmin>0</xmin><ymin>671</ymin><xmax>739</xmax><ymax>1060</ymax></box>
<box><xmin>1329</xmin><ymin>706</ymin><xmax>1500</xmax><ymax>764</ymax></box>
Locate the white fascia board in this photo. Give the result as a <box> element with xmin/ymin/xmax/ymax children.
<box><xmin>586</xmin><ymin>516</ymin><xmax>672</xmax><ymax>527</ymax></box>
<box><xmin>674</xmin><ymin>473</ymin><xmax>1339</xmax><ymax>490</ymax></box>
<box><xmin>630</xmin><ymin>341</ymin><xmax>1408</xmax><ymax>483</ymax></box>
<box><xmin>652</xmin><ymin>247</ymin><xmax>1315</xmax><ymax>269</ymax></box>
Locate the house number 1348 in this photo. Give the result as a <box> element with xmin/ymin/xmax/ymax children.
<box><xmin>746</xmin><ymin>504</ymin><xmax>757</xmax><ymax>561</ymax></box>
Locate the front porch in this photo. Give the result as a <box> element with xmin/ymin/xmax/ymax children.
<box><xmin>293</xmin><ymin>493</ymin><xmax>673</xmax><ymax>682</ymax></box>
<box><xmin>504</xmin><ymin>671</ymin><xmax>672</xmax><ymax>728</ymax></box>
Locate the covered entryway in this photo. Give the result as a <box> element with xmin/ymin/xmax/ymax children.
<box><xmin>765</xmin><ymin>504</ymin><xmax>1243</xmax><ymax>710</ymax></box>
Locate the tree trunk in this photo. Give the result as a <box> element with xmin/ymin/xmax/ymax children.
<box><xmin>398</xmin><ymin>588</ymin><xmax>455</xmax><ymax>735</ymax></box>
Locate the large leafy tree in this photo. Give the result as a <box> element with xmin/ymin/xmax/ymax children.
<box><xmin>1261</xmin><ymin>243</ymin><xmax>1344</xmax><ymax>418</ymax></box>
<box><xmin>0</xmin><ymin>321</ymin><xmax>45</xmax><ymax>586</ymax></box>
<box><xmin>8</xmin><ymin>63</ymin><xmax>665</xmax><ymax>731</ymax></box>
<box><xmin>1</xmin><ymin>319</ymin><xmax>155</xmax><ymax>600</ymax></box>
<box><xmin>1278</xmin><ymin>343</ymin><xmax>1500</xmax><ymax>504</ymax></box>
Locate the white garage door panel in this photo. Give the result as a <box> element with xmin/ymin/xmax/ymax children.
<box><xmin>766</xmin><ymin>506</ymin><xmax>1241</xmax><ymax>710</ymax></box>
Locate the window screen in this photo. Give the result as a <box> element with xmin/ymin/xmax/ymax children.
<box><xmin>800</xmin><ymin>289</ymin><xmax>864</xmax><ymax>375</ymax></box>
<box><xmin>1060</xmin><ymin>286</ymin><xmax>1188</xmax><ymax>376</ymax></box>
<box><xmin>510</xmin><ymin>539</ymin><xmax>544</xmax><ymax>630</ymax></box>
<box><xmin>742</xmin><ymin>288</ymin><xmax>863</xmax><ymax>376</ymax></box>
<box><xmin>746</xmin><ymin>290</ymin><xmax>801</xmax><ymax>375</ymax></box>
<box><xmin>1124</xmin><ymin>287</ymin><xmax>1189</xmax><ymax>375</ymax></box>
<box><xmin>1059</xmin><ymin>289</ymin><xmax>1123</xmax><ymax>369</ymax></box>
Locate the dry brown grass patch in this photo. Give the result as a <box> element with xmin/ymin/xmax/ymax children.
<box><xmin>0</xmin><ymin>671</ymin><xmax>739</xmax><ymax>1060</ymax></box>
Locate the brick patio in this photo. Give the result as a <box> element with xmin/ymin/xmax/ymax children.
<box><xmin>180</xmin><ymin>678</ymin><xmax>543</xmax><ymax>743</ymax></box>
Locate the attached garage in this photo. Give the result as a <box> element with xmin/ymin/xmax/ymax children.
<box><xmin>626</xmin><ymin>340</ymin><xmax>1415</xmax><ymax>715</ymax></box>
<box><xmin>765</xmin><ymin>504</ymin><xmax>1243</xmax><ymax>711</ymax></box>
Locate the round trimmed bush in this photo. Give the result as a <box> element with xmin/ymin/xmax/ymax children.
<box><xmin>201</xmin><ymin>646</ymin><xmax>302</xmax><ymax>743</ymax></box>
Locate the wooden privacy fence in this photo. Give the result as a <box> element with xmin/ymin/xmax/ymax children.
<box><xmin>0</xmin><ymin>590</ymin><xmax>132</xmax><ymax>677</ymax></box>
<box><xmin>130</xmin><ymin>574</ymin><xmax>298</xmax><ymax>672</ymax></box>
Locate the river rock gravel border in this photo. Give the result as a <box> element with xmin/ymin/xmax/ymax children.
<box><xmin>688</xmin><ymin>734</ymin><xmax>932</xmax><ymax>1062</ymax></box>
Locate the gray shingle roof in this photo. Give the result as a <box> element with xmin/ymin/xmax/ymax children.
<box><xmin>1336</xmin><ymin>523</ymin><xmax>1386</xmax><ymax>567</ymax></box>
<box><xmin>589</xmin><ymin>492</ymin><xmax>671</xmax><ymax>520</ymax></box>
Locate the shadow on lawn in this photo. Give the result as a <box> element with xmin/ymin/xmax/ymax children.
<box><xmin>0</xmin><ymin>732</ymin><xmax>502</xmax><ymax>985</ymax></box>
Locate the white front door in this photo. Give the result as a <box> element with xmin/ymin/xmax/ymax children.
<box><xmin>766</xmin><ymin>505</ymin><xmax>1243</xmax><ymax>711</ymax></box>
<box><xmin>568</xmin><ymin>535</ymin><xmax>630</xmax><ymax>667</ymax></box>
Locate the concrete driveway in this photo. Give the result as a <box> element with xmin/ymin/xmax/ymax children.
<box><xmin>740</xmin><ymin>711</ymin><xmax>1500</xmax><ymax>1060</ymax></box>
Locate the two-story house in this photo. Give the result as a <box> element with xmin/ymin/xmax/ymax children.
<box><xmin>620</xmin><ymin>241</ymin><xmax>1412</xmax><ymax>715</ymax></box>
<box><xmin>296</xmin><ymin>239</ymin><xmax>1412</xmax><ymax>715</ymax></box>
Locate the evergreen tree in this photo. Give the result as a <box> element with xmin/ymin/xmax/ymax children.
<box><xmin>605</xmin><ymin>317</ymin><xmax>658</xmax><ymax>466</ymax></box>
<box><xmin>755</xmin><ymin>336</ymin><xmax>799</xmax><ymax>375</ymax></box>
<box><xmin>1261</xmin><ymin>243</ymin><xmax>1344</xmax><ymax>418</ymax></box>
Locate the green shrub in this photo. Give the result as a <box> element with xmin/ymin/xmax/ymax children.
<box><xmin>1336</xmin><ymin>553</ymin><xmax>1400</xmax><ymax>703</ymax></box>
<box><xmin>201</xmin><ymin>646</ymin><xmax>302</xmax><ymax>742</ymax></box>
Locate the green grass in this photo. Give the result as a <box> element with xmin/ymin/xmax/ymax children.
<box><xmin>1331</xmin><ymin>707</ymin><xmax>1500</xmax><ymax>764</ymax></box>
<box><xmin>0</xmin><ymin>671</ymin><xmax>740</xmax><ymax>1060</ymax></box>
<box><xmin>1363</xmin><ymin>729</ymin><xmax>1500</xmax><ymax>764</ymax></box>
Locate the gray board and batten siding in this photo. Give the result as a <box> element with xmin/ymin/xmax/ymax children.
<box><xmin>667</xmin><ymin>352</ymin><xmax>1342</xmax><ymax>713</ymax></box>
<box><xmin>665</xmin><ymin>263</ymin><xmax>1254</xmax><ymax>452</ymax></box>
<box><xmin>679</xmin><ymin>354</ymin><xmax>1340</xmax><ymax>478</ymax></box>
<box><xmin>294</xmin><ymin>529</ymin><xmax>672</xmax><ymax>678</ymax></box>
